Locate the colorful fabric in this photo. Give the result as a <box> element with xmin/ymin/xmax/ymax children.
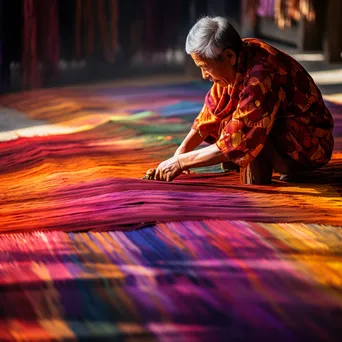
<box><xmin>257</xmin><ymin>0</ymin><xmax>275</xmax><ymax>17</ymax></box>
<box><xmin>246</xmin><ymin>0</ymin><xmax>315</xmax><ymax>27</ymax></box>
<box><xmin>1</xmin><ymin>220</ymin><xmax>341</xmax><ymax>341</ymax></box>
<box><xmin>0</xmin><ymin>81</ymin><xmax>341</xmax><ymax>341</ymax></box>
<box><xmin>192</xmin><ymin>39</ymin><xmax>334</xmax><ymax>168</ymax></box>
<box><xmin>0</xmin><ymin>82</ymin><xmax>341</xmax><ymax>233</ymax></box>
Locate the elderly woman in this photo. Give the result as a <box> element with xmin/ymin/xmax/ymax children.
<box><xmin>146</xmin><ymin>16</ymin><xmax>334</xmax><ymax>184</ymax></box>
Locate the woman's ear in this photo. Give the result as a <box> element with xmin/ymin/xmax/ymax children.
<box><xmin>224</xmin><ymin>49</ymin><xmax>237</xmax><ymax>66</ymax></box>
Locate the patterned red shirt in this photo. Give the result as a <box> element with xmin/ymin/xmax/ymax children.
<box><xmin>192</xmin><ymin>38</ymin><xmax>334</xmax><ymax>168</ymax></box>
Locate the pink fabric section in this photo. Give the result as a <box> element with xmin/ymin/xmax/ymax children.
<box><xmin>257</xmin><ymin>0</ymin><xmax>275</xmax><ymax>17</ymax></box>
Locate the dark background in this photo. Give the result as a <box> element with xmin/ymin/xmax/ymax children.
<box><xmin>0</xmin><ymin>0</ymin><xmax>340</xmax><ymax>93</ymax></box>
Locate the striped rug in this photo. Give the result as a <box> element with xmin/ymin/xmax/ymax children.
<box><xmin>1</xmin><ymin>221</ymin><xmax>341</xmax><ymax>341</ymax></box>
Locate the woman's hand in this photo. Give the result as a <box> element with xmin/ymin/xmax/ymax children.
<box><xmin>142</xmin><ymin>168</ymin><xmax>157</xmax><ymax>180</ymax></box>
<box><xmin>154</xmin><ymin>156</ymin><xmax>184</xmax><ymax>182</ymax></box>
<box><xmin>143</xmin><ymin>156</ymin><xmax>190</xmax><ymax>182</ymax></box>
<box><xmin>142</xmin><ymin>157</ymin><xmax>183</xmax><ymax>182</ymax></box>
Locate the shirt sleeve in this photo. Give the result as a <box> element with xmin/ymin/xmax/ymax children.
<box><xmin>191</xmin><ymin>84</ymin><xmax>226</xmax><ymax>144</ymax></box>
<box><xmin>216</xmin><ymin>68</ymin><xmax>284</xmax><ymax>168</ymax></box>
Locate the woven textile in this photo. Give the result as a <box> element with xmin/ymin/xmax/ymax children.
<box><xmin>1</xmin><ymin>221</ymin><xmax>341</xmax><ymax>341</ymax></box>
<box><xmin>0</xmin><ymin>82</ymin><xmax>341</xmax><ymax>232</ymax></box>
<box><xmin>0</xmin><ymin>81</ymin><xmax>341</xmax><ymax>341</ymax></box>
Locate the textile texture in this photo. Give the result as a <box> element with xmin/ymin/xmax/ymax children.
<box><xmin>0</xmin><ymin>81</ymin><xmax>341</xmax><ymax>341</ymax></box>
<box><xmin>1</xmin><ymin>221</ymin><xmax>341</xmax><ymax>341</ymax></box>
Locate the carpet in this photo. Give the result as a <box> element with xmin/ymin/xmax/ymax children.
<box><xmin>1</xmin><ymin>221</ymin><xmax>341</xmax><ymax>341</ymax></box>
<box><xmin>0</xmin><ymin>81</ymin><xmax>341</xmax><ymax>341</ymax></box>
<box><xmin>0</xmin><ymin>82</ymin><xmax>341</xmax><ymax>232</ymax></box>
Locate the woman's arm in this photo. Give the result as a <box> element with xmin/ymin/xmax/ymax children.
<box><xmin>174</xmin><ymin>129</ymin><xmax>207</xmax><ymax>156</ymax></box>
<box><xmin>153</xmin><ymin>143</ymin><xmax>227</xmax><ymax>182</ymax></box>
<box><xmin>178</xmin><ymin>143</ymin><xmax>227</xmax><ymax>170</ymax></box>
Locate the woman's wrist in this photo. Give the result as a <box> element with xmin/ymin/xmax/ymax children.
<box><xmin>176</xmin><ymin>155</ymin><xmax>184</xmax><ymax>171</ymax></box>
<box><xmin>177</xmin><ymin>152</ymin><xmax>190</xmax><ymax>170</ymax></box>
<box><xmin>174</xmin><ymin>146</ymin><xmax>187</xmax><ymax>156</ymax></box>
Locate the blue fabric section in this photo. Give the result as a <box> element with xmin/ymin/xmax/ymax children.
<box><xmin>159</xmin><ymin>101</ymin><xmax>203</xmax><ymax>117</ymax></box>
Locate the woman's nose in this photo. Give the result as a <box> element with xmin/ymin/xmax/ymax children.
<box><xmin>201</xmin><ymin>69</ymin><xmax>209</xmax><ymax>79</ymax></box>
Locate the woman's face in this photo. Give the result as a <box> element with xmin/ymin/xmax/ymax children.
<box><xmin>191</xmin><ymin>49</ymin><xmax>237</xmax><ymax>87</ymax></box>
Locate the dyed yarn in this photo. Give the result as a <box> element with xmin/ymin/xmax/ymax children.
<box><xmin>97</xmin><ymin>0</ymin><xmax>108</xmax><ymax>61</ymax></box>
<box><xmin>75</xmin><ymin>0</ymin><xmax>119</xmax><ymax>62</ymax></box>
<box><xmin>111</xmin><ymin>0</ymin><xmax>118</xmax><ymax>60</ymax></box>
<box><xmin>22</xmin><ymin>0</ymin><xmax>60</xmax><ymax>88</ymax></box>
<box><xmin>246</xmin><ymin>0</ymin><xmax>316</xmax><ymax>28</ymax></box>
<box><xmin>0</xmin><ymin>80</ymin><xmax>341</xmax><ymax>341</ymax></box>
<box><xmin>75</xmin><ymin>0</ymin><xmax>82</xmax><ymax>59</ymax></box>
<box><xmin>274</xmin><ymin>0</ymin><xmax>316</xmax><ymax>28</ymax></box>
<box><xmin>0</xmin><ymin>82</ymin><xmax>341</xmax><ymax>233</ymax></box>
<box><xmin>0</xmin><ymin>220</ymin><xmax>341</xmax><ymax>341</ymax></box>
<box><xmin>84</xmin><ymin>0</ymin><xmax>94</xmax><ymax>56</ymax></box>
<box><xmin>22</xmin><ymin>0</ymin><xmax>38</xmax><ymax>88</ymax></box>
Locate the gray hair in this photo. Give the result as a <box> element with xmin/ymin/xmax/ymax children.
<box><xmin>185</xmin><ymin>16</ymin><xmax>242</xmax><ymax>59</ymax></box>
